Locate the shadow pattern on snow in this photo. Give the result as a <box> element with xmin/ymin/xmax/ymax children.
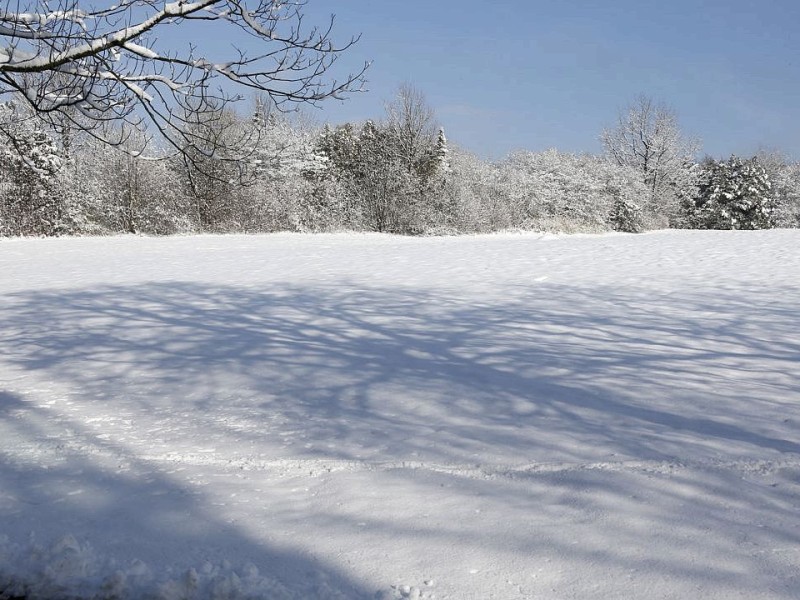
<box><xmin>1</xmin><ymin>280</ymin><xmax>799</xmax><ymax>597</ymax></box>
<box><xmin>0</xmin><ymin>385</ymin><xmax>372</xmax><ymax>600</ymax></box>
<box><xmin>3</xmin><ymin>281</ymin><xmax>798</xmax><ymax>463</ymax></box>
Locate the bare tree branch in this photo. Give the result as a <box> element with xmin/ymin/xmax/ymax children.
<box><xmin>0</xmin><ymin>0</ymin><xmax>367</xmax><ymax>160</ymax></box>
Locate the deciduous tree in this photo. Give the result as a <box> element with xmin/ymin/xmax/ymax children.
<box><xmin>602</xmin><ymin>95</ymin><xmax>699</xmax><ymax>222</ymax></box>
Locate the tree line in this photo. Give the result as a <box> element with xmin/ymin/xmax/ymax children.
<box><xmin>0</xmin><ymin>1</ymin><xmax>797</xmax><ymax>237</ymax></box>
<box><xmin>2</xmin><ymin>87</ymin><xmax>798</xmax><ymax>237</ymax></box>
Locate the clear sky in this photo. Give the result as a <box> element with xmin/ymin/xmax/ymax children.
<box><xmin>245</xmin><ymin>1</ymin><xmax>800</xmax><ymax>160</ymax></box>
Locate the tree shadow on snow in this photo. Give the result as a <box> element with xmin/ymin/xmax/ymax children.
<box><xmin>0</xmin><ymin>389</ymin><xmax>373</xmax><ymax>599</ymax></box>
<box><xmin>2</xmin><ymin>280</ymin><xmax>797</xmax><ymax>463</ymax></box>
<box><xmin>1</xmin><ymin>279</ymin><xmax>799</xmax><ymax>597</ymax></box>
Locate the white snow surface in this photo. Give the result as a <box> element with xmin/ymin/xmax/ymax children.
<box><xmin>1</xmin><ymin>230</ymin><xmax>799</xmax><ymax>599</ymax></box>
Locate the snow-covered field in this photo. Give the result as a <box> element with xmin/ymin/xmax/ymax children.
<box><xmin>1</xmin><ymin>230</ymin><xmax>799</xmax><ymax>600</ymax></box>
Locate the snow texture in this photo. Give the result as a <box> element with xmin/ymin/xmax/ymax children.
<box><xmin>1</xmin><ymin>230</ymin><xmax>799</xmax><ymax>599</ymax></box>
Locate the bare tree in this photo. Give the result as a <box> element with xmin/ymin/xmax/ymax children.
<box><xmin>602</xmin><ymin>95</ymin><xmax>699</xmax><ymax>222</ymax></box>
<box><xmin>384</xmin><ymin>82</ymin><xmax>439</xmax><ymax>176</ymax></box>
<box><xmin>0</xmin><ymin>0</ymin><xmax>367</xmax><ymax>158</ymax></box>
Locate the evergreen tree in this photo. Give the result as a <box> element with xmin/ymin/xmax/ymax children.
<box><xmin>0</xmin><ymin>110</ymin><xmax>67</xmax><ymax>235</ymax></box>
<box><xmin>687</xmin><ymin>155</ymin><xmax>775</xmax><ymax>229</ymax></box>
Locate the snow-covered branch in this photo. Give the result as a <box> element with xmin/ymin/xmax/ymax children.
<box><xmin>0</xmin><ymin>0</ymin><xmax>366</xmax><ymax>159</ymax></box>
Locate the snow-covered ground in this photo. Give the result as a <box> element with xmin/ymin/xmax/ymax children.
<box><xmin>1</xmin><ymin>230</ymin><xmax>799</xmax><ymax>600</ymax></box>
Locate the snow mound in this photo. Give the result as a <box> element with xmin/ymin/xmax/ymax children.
<box><xmin>0</xmin><ymin>535</ymin><xmax>351</xmax><ymax>600</ymax></box>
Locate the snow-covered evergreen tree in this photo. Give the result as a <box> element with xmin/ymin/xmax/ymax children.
<box><xmin>688</xmin><ymin>155</ymin><xmax>775</xmax><ymax>229</ymax></box>
<box><xmin>0</xmin><ymin>105</ymin><xmax>67</xmax><ymax>235</ymax></box>
<box><xmin>434</xmin><ymin>127</ymin><xmax>450</xmax><ymax>174</ymax></box>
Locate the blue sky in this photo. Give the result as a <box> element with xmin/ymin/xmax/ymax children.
<box><xmin>245</xmin><ymin>1</ymin><xmax>800</xmax><ymax>160</ymax></box>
